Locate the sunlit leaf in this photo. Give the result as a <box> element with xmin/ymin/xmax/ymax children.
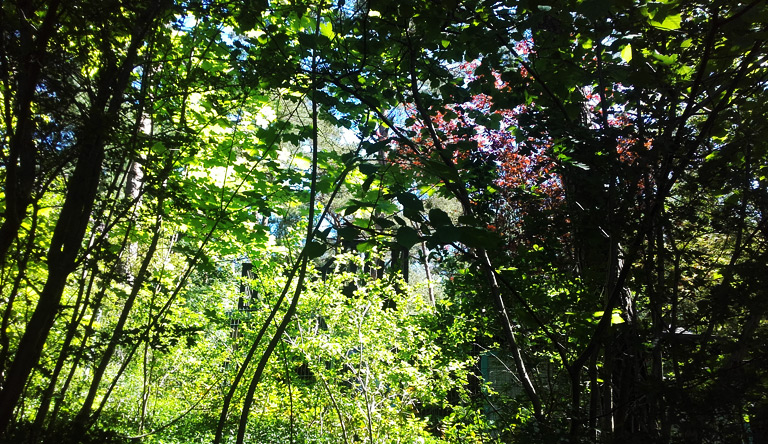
<box><xmin>620</xmin><ymin>44</ymin><xmax>632</xmax><ymax>62</ymax></box>
<box><xmin>651</xmin><ymin>14</ymin><xmax>681</xmax><ymax>30</ymax></box>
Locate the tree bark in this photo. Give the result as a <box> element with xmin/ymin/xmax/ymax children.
<box><xmin>0</xmin><ymin>108</ymin><xmax>107</xmax><ymax>433</ymax></box>
<box><xmin>0</xmin><ymin>0</ymin><xmax>61</xmax><ymax>269</ymax></box>
<box><xmin>0</xmin><ymin>2</ymin><xmax>163</xmax><ymax>432</ymax></box>
<box><xmin>72</xmin><ymin>193</ymin><xmax>164</xmax><ymax>430</ymax></box>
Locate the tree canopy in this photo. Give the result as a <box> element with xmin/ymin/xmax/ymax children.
<box><xmin>1</xmin><ymin>0</ymin><xmax>767</xmax><ymax>443</ymax></box>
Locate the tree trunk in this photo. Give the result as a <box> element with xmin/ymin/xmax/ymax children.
<box><xmin>31</xmin><ymin>260</ymin><xmax>95</xmax><ymax>436</ymax></box>
<box><xmin>33</xmin><ymin>221</ymin><xmax>132</xmax><ymax>436</ymax></box>
<box><xmin>0</xmin><ymin>202</ymin><xmax>40</xmax><ymax>378</ymax></box>
<box><xmin>0</xmin><ymin>0</ymin><xmax>60</xmax><ymax>269</ymax></box>
<box><xmin>73</xmin><ymin>193</ymin><xmax>164</xmax><ymax>430</ymax></box>
<box><xmin>0</xmin><ymin>115</ymin><xmax>107</xmax><ymax>432</ymax></box>
<box><xmin>479</xmin><ymin>250</ymin><xmax>543</xmax><ymax>421</ymax></box>
<box><xmin>0</xmin><ymin>2</ymin><xmax>163</xmax><ymax>430</ymax></box>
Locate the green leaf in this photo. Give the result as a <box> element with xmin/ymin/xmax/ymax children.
<box><xmin>344</xmin><ymin>203</ymin><xmax>361</xmax><ymax>216</ymax></box>
<box><xmin>305</xmin><ymin>241</ymin><xmax>326</xmax><ymax>259</ymax></box>
<box><xmin>403</xmin><ymin>208</ymin><xmax>423</xmax><ymax>222</ymax></box>
<box><xmin>151</xmin><ymin>141</ymin><xmax>166</xmax><ymax>154</ymax></box>
<box><xmin>397</xmin><ymin>192</ymin><xmax>424</xmax><ymax>212</ymax></box>
<box><xmin>457</xmin><ymin>215</ymin><xmax>481</xmax><ymax>226</ymax></box>
<box><xmin>648</xmin><ymin>50</ymin><xmax>677</xmax><ymax>65</ymax></box>
<box><xmin>359</xmin><ymin>163</ymin><xmax>378</xmax><ymax>176</ymax></box>
<box><xmin>428</xmin><ymin>208</ymin><xmax>452</xmax><ymax>227</ymax></box>
<box><xmin>433</xmin><ymin>226</ymin><xmax>460</xmax><ymax>244</ymax></box>
<box><xmin>356</xmin><ymin>240</ymin><xmax>376</xmax><ymax>252</ymax></box>
<box><xmin>395</xmin><ymin>226</ymin><xmax>420</xmax><ymax>248</ymax></box>
<box><xmin>374</xmin><ymin>201</ymin><xmax>399</xmax><ymax>214</ymax></box>
<box><xmin>254</xmin><ymin>30</ymin><xmax>269</xmax><ymax>44</ymax></box>
<box><xmin>319</xmin><ymin>22</ymin><xmax>335</xmax><ymax>39</ymax></box>
<box><xmin>593</xmin><ymin>310</ymin><xmax>626</xmax><ymax>325</ymax></box>
<box><xmin>373</xmin><ymin>216</ymin><xmax>395</xmax><ymax>229</ymax></box>
<box><xmin>620</xmin><ymin>44</ymin><xmax>632</xmax><ymax>63</ymax></box>
<box><xmin>458</xmin><ymin>227</ymin><xmax>502</xmax><ymax>250</ymax></box>
<box><xmin>337</xmin><ymin>225</ymin><xmax>359</xmax><ymax>240</ymax></box>
<box><xmin>651</xmin><ymin>14</ymin><xmax>681</xmax><ymax>30</ymax></box>
<box><xmin>363</xmin><ymin>140</ymin><xmax>389</xmax><ymax>155</ymax></box>
<box><xmin>361</xmin><ymin>174</ymin><xmax>375</xmax><ymax>192</ymax></box>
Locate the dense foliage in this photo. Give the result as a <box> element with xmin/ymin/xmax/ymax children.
<box><xmin>1</xmin><ymin>0</ymin><xmax>766</xmax><ymax>443</ymax></box>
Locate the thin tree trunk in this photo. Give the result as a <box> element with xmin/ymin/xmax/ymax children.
<box><xmin>420</xmin><ymin>241</ymin><xmax>435</xmax><ymax>306</ymax></box>
<box><xmin>32</xmin><ymin>256</ymin><xmax>96</xmax><ymax>434</ymax></box>
<box><xmin>234</xmin><ymin>10</ymin><xmax>323</xmax><ymax>438</ymax></box>
<box><xmin>0</xmin><ymin>0</ymin><xmax>61</xmax><ymax>269</ymax></box>
<box><xmin>479</xmin><ymin>250</ymin><xmax>543</xmax><ymax>421</ymax></box>
<box><xmin>0</xmin><ymin>107</ymin><xmax>108</xmax><ymax>432</ymax></box>
<box><xmin>138</xmin><ymin>339</ymin><xmax>153</xmax><ymax>435</ymax></box>
<box><xmin>0</xmin><ymin>2</ymin><xmax>163</xmax><ymax>431</ymax></box>
<box><xmin>138</xmin><ymin>268</ymin><xmax>160</xmax><ymax>435</ymax></box>
<box><xmin>569</xmin><ymin>367</ymin><xmax>582</xmax><ymax>443</ymax></box>
<box><xmin>34</xmin><ymin>212</ymin><xmax>134</xmax><ymax>435</ymax></box>
<box><xmin>0</xmin><ymin>199</ymin><xmax>40</xmax><ymax>376</ymax></box>
<box><xmin>46</xmin><ymin>260</ymin><xmax>119</xmax><ymax>432</ymax></box>
<box><xmin>588</xmin><ymin>354</ymin><xmax>599</xmax><ymax>441</ymax></box>
<box><xmin>73</xmin><ymin>193</ymin><xmax>165</xmax><ymax>430</ymax></box>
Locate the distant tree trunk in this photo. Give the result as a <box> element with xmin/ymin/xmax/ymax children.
<box><xmin>121</xmin><ymin>160</ymin><xmax>145</xmax><ymax>282</ymax></box>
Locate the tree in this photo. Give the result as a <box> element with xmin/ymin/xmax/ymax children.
<box><xmin>281</xmin><ymin>0</ymin><xmax>768</xmax><ymax>441</ymax></box>
<box><xmin>1</xmin><ymin>0</ymin><xmax>766</xmax><ymax>442</ymax></box>
<box><xmin>0</xmin><ymin>0</ymin><xmax>173</xmax><ymax>432</ymax></box>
